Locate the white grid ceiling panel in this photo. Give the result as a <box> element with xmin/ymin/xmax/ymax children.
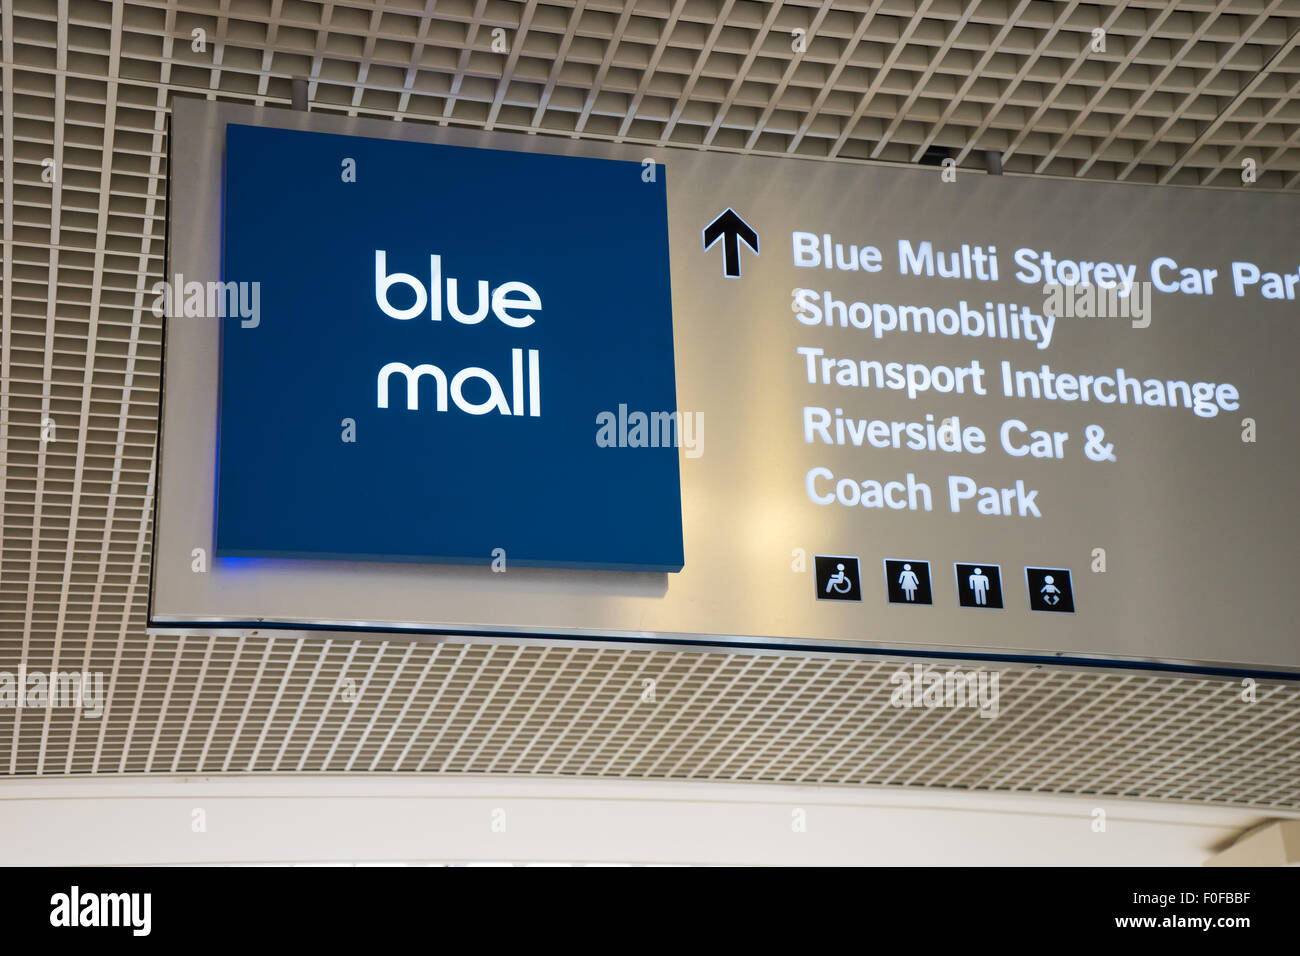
<box><xmin>1</xmin><ymin>1</ymin><xmax>1299</xmax><ymax>805</ymax></box>
<box><xmin>0</xmin><ymin>634</ymin><xmax>1298</xmax><ymax>811</ymax></box>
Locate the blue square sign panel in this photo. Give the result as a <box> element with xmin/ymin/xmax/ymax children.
<box><xmin>216</xmin><ymin>124</ymin><xmax>683</xmax><ymax>571</ymax></box>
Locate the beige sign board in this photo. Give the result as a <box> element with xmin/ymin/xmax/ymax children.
<box><xmin>151</xmin><ymin>98</ymin><xmax>1300</xmax><ymax>675</ymax></box>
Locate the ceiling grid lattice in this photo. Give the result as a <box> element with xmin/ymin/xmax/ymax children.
<box><xmin>1</xmin><ymin>0</ymin><xmax>1298</xmax><ymax>806</ymax></box>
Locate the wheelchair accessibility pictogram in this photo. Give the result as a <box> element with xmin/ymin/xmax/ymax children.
<box><xmin>814</xmin><ymin>555</ymin><xmax>862</xmax><ymax>602</ymax></box>
<box><xmin>825</xmin><ymin>563</ymin><xmax>852</xmax><ymax>594</ymax></box>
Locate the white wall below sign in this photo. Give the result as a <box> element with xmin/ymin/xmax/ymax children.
<box><xmin>0</xmin><ymin>775</ymin><xmax>1284</xmax><ymax>866</ymax></box>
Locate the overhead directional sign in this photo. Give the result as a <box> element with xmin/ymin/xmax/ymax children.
<box><xmin>153</xmin><ymin>98</ymin><xmax>1300</xmax><ymax>677</ymax></box>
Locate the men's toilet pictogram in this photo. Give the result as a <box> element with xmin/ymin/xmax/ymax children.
<box><xmin>955</xmin><ymin>563</ymin><xmax>1004</xmax><ymax>609</ymax></box>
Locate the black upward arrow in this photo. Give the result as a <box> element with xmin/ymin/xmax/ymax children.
<box><xmin>702</xmin><ymin>208</ymin><xmax>759</xmax><ymax>278</ymax></box>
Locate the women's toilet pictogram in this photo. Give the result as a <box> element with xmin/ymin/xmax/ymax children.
<box><xmin>884</xmin><ymin>559</ymin><xmax>933</xmax><ymax>606</ymax></box>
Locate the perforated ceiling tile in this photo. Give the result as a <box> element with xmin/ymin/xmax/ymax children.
<box><xmin>1</xmin><ymin>1</ymin><xmax>1299</xmax><ymax>805</ymax></box>
<box><xmin>0</xmin><ymin>633</ymin><xmax>1297</xmax><ymax>810</ymax></box>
